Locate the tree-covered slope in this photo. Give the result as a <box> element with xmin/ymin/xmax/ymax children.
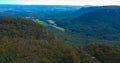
<box><xmin>57</xmin><ymin>6</ymin><xmax>120</xmax><ymax>44</ymax></box>
<box><xmin>0</xmin><ymin>18</ymin><xmax>119</xmax><ymax>63</ymax></box>
<box><xmin>0</xmin><ymin>37</ymin><xmax>120</xmax><ymax>63</ymax></box>
<box><xmin>0</xmin><ymin>18</ymin><xmax>56</xmax><ymax>42</ymax></box>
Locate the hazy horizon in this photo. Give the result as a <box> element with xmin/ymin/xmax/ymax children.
<box><xmin>0</xmin><ymin>0</ymin><xmax>120</xmax><ymax>6</ymax></box>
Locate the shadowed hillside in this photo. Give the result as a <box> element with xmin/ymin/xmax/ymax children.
<box><xmin>57</xmin><ymin>6</ymin><xmax>120</xmax><ymax>44</ymax></box>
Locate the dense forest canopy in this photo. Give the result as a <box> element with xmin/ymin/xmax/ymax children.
<box><xmin>0</xmin><ymin>17</ymin><xmax>119</xmax><ymax>63</ymax></box>
<box><xmin>0</xmin><ymin>5</ymin><xmax>120</xmax><ymax>63</ymax></box>
<box><xmin>0</xmin><ymin>18</ymin><xmax>56</xmax><ymax>42</ymax></box>
<box><xmin>55</xmin><ymin>6</ymin><xmax>120</xmax><ymax>45</ymax></box>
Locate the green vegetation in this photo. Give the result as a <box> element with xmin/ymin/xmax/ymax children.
<box><xmin>0</xmin><ymin>18</ymin><xmax>56</xmax><ymax>42</ymax></box>
<box><xmin>0</xmin><ymin>18</ymin><xmax>120</xmax><ymax>63</ymax></box>
<box><xmin>0</xmin><ymin>37</ymin><xmax>120</xmax><ymax>63</ymax></box>
<box><xmin>56</xmin><ymin>7</ymin><xmax>120</xmax><ymax>45</ymax></box>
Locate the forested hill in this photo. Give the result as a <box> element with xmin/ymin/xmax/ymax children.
<box><xmin>0</xmin><ymin>18</ymin><xmax>56</xmax><ymax>42</ymax></box>
<box><xmin>0</xmin><ymin>6</ymin><xmax>120</xmax><ymax>63</ymax></box>
<box><xmin>57</xmin><ymin>6</ymin><xmax>120</xmax><ymax>44</ymax></box>
<box><xmin>0</xmin><ymin>18</ymin><xmax>120</xmax><ymax>63</ymax></box>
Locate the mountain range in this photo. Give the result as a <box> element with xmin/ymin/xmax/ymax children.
<box><xmin>0</xmin><ymin>5</ymin><xmax>120</xmax><ymax>63</ymax></box>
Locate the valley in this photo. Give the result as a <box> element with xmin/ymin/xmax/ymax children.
<box><xmin>1</xmin><ymin>5</ymin><xmax>120</xmax><ymax>45</ymax></box>
<box><xmin>0</xmin><ymin>5</ymin><xmax>120</xmax><ymax>63</ymax></box>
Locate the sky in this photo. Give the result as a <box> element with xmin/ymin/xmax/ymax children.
<box><xmin>0</xmin><ymin>0</ymin><xmax>120</xmax><ymax>6</ymax></box>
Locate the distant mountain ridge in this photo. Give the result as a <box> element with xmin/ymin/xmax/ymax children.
<box><xmin>57</xmin><ymin>6</ymin><xmax>120</xmax><ymax>44</ymax></box>
<box><xmin>0</xmin><ymin>4</ymin><xmax>82</xmax><ymax>11</ymax></box>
